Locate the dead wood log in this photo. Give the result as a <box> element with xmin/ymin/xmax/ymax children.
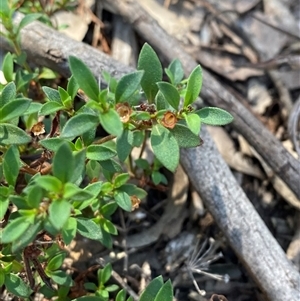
<box><xmin>0</xmin><ymin>11</ymin><xmax>299</xmax><ymax>301</ymax></box>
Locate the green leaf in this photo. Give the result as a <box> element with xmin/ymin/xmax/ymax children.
<box><xmin>118</xmin><ymin>183</ymin><xmax>147</xmax><ymax>200</ymax></box>
<box><xmin>2</xmin><ymin>52</ymin><xmax>14</xmax><ymax>82</ymax></box>
<box><xmin>61</xmin><ymin>217</ymin><xmax>77</xmax><ymax>245</ymax></box>
<box><xmin>49</xmin><ymin>200</ymin><xmax>71</xmax><ymax>230</ymax></box>
<box><xmin>157</xmin><ymin>82</ymin><xmax>180</xmax><ymax>110</ymax></box>
<box><xmin>154</xmin><ymin>280</ymin><xmax>173</xmax><ymax>301</ymax></box>
<box><xmin>42</xmin><ymin>86</ymin><xmax>62</xmax><ymax>103</ymax></box>
<box><xmin>40</xmin><ymin>137</ymin><xmax>73</xmax><ymax>152</ymax></box>
<box><xmin>5</xmin><ymin>273</ymin><xmax>33</xmax><ymax>298</ymax></box>
<box><xmin>76</xmin><ymin>217</ymin><xmax>103</xmax><ymax>241</ymax></box>
<box><xmin>116</xmin><ymin>289</ymin><xmax>127</xmax><ymax>301</ymax></box>
<box><xmin>139</xmin><ymin>276</ymin><xmax>164</xmax><ymax>301</ymax></box>
<box><xmin>63</xmin><ymin>182</ymin><xmax>94</xmax><ymax>201</ymax></box>
<box><xmin>17</xmin><ymin>13</ymin><xmax>42</xmax><ymax>31</ymax></box>
<box><xmin>39</xmin><ymin>101</ymin><xmax>64</xmax><ymax>115</ymax></box>
<box><xmin>115</xmin><ymin>71</ymin><xmax>144</xmax><ymax>103</ymax></box>
<box><xmin>53</xmin><ymin>143</ymin><xmax>74</xmax><ymax>183</ymax></box>
<box><xmin>113</xmin><ymin>173</ymin><xmax>130</xmax><ymax>188</ymax></box>
<box><xmin>0</xmin><ymin>123</ymin><xmax>31</xmax><ymax>145</ymax></box>
<box><xmin>132</xmin><ymin>130</ymin><xmax>144</xmax><ymax>147</ymax></box>
<box><xmin>116</xmin><ymin>129</ymin><xmax>133</xmax><ymax>162</ymax></box>
<box><xmin>138</xmin><ymin>43</ymin><xmax>162</xmax><ymax>103</ymax></box>
<box><xmin>11</xmin><ymin>220</ymin><xmax>42</xmax><ymax>252</ymax></box>
<box><xmin>184</xmin><ymin>65</ymin><xmax>202</xmax><ymax>107</ymax></box>
<box><xmin>185</xmin><ymin>113</ymin><xmax>201</xmax><ymax>135</ymax></box>
<box><xmin>99</xmin><ymin>159</ymin><xmax>123</xmax><ymax>173</ymax></box>
<box><xmin>47</xmin><ymin>270</ymin><xmax>73</xmax><ymax>286</ymax></box>
<box><xmin>99</xmin><ymin>108</ymin><xmax>123</xmax><ymax>137</ymax></box>
<box><xmin>0</xmin><ymin>82</ymin><xmax>16</xmax><ymax>108</ymax></box>
<box><xmin>35</xmin><ymin>175</ymin><xmax>62</xmax><ymax>192</ymax></box>
<box><xmin>86</xmin><ymin>145</ymin><xmax>116</xmax><ymax>161</ymax></box>
<box><xmin>1</xmin><ymin>98</ymin><xmax>31</xmax><ymax>122</ymax></box>
<box><xmin>100</xmin><ymin>218</ymin><xmax>118</xmax><ymax>235</ymax></box>
<box><xmin>0</xmin><ymin>198</ymin><xmax>9</xmax><ymax>220</ymax></box>
<box><xmin>169</xmin><ymin>124</ymin><xmax>202</xmax><ymax>148</ymax></box>
<box><xmin>67</xmin><ymin>75</ymin><xmax>79</xmax><ymax>100</ymax></box>
<box><xmin>100</xmin><ymin>263</ymin><xmax>112</xmax><ymax>284</ymax></box>
<box><xmin>114</xmin><ymin>191</ymin><xmax>132</xmax><ymax>212</ymax></box>
<box><xmin>0</xmin><ymin>216</ymin><xmax>31</xmax><ymax>243</ymax></box>
<box><xmin>71</xmin><ymin>297</ymin><xmax>105</xmax><ymax>301</ymax></box>
<box><xmin>24</xmin><ymin>102</ymin><xmax>43</xmax><ymax>115</ymax></box>
<box><xmin>155</xmin><ymin>91</ymin><xmax>169</xmax><ymax>111</ymax></box>
<box><xmin>195</xmin><ymin>107</ymin><xmax>234</xmax><ymax>125</ymax></box>
<box><xmin>60</xmin><ymin>113</ymin><xmax>99</xmax><ymax>139</ymax></box>
<box><xmin>26</xmin><ymin>185</ymin><xmax>44</xmax><ymax>209</ymax></box>
<box><xmin>47</xmin><ymin>252</ymin><xmax>66</xmax><ymax>271</ymax></box>
<box><xmin>69</xmin><ymin>56</ymin><xmax>100</xmax><ymax>101</ymax></box>
<box><xmin>3</xmin><ymin>145</ymin><xmax>20</xmax><ymax>186</ymax></box>
<box><xmin>70</xmin><ymin>149</ymin><xmax>86</xmax><ymax>184</ymax></box>
<box><xmin>166</xmin><ymin>59</ymin><xmax>184</xmax><ymax>85</ymax></box>
<box><xmin>100</xmin><ymin>202</ymin><xmax>118</xmax><ymax>218</ymax></box>
<box><xmin>151</xmin><ymin>124</ymin><xmax>179</xmax><ymax>172</ymax></box>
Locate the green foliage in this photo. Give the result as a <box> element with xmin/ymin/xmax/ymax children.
<box><xmin>0</xmin><ymin>9</ymin><xmax>233</xmax><ymax>298</ymax></box>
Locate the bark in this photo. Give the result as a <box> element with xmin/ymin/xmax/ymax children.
<box><xmin>0</xmin><ymin>10</ymin><xmax>299</xmax><ymax>301</ymax></box>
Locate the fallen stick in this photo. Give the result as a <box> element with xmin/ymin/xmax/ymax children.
<box><xmin>1</xmin><ymin>11</ymin><xmax>299</xmax><ymax>301</ymax></box>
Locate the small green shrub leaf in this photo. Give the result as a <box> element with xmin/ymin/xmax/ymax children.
<box><xmin>116</xmin><ymin>129</ymin><xmax>133</xmax><ymax>162</ymax></box>
<box><xmin>49</xmin><ymin>199</ymin><xmax>71</xmax><ymax>230</ymax></box>
<box><xmin>167</xmin><ymin>59</ymin><xmax>184</xmax><ymax>85</ymax></box>
<box><xmin>0</xmin><ymin>216</ymin><xmax>31</xmax><ymax>243</ymax></box>
<box><xmin>69</xmin><ymin>56</ymin><xmax>100</xmax><ymax>101</ymax></box>
<box><xmin>76</xmin><ymin>217</ymin><xmax>103</xmax><ymax>241</ymax></box>
<box><xmin>39</xmin><ymin>101</ymin><xmax>64</xmax><ymax>116</ymax></box>
<box><xmin>100</xmin><ymin>218</ymin><xmax>118</xmax><ymax>235</ymax></box>
<box><xmin>47</xmin><ymin>270</ymin><xmax>73</xmax><ymax>286</ymax></box>
<box><xmin>18</xmin><ymin>13</ymin><xmax>42</xmax><ymax>31</ymax></box>
<box><xmin>157</xmin><ymin>82</ymin><xmax>180</xmax><ymax>110</ymax></box>
<box><xmin>86</xmin><ymin>145</ymin><xmax>116</xmax><ymax>161</ymax></box>
<box><xmin>113</xmin><ymin>173</ymin><xmax>130</xmax><ymax>188</ymax></box>
<box><xmin>42</xmin><ymin>86</ymin><xmax>62</xmax><ymax>103</ymax></box>
<box><xmin>0</xmin><ymin>82</ymin><xmax>16</xmax><ymax>108</ymax></box>
<box><xmin>0</xmin><ymin>198</ymin><xmax>9</xmax><ymax>220</ymax></box>
<box><xmin>71</xmin><ymin>297</ymin><xmax>105</xmax><ymax>301</ymax></box>
<box><xmin>67</xmin><ymin>75</ymin><xmax>79</xmax><ymax>100</ymax></box>
<box><xmin>0</xmin><ymin>98</ymin><xmax>31</xmax><ymax>122</ymax></box>
<box><xmin>35</xmin><ymin>175</ymin><xmax>62</xmax><ymax>192</ymax></box>
<box><xmin>169</xmin><ymin>124</ymin><xmax>202</xmax><ymax>148</ymax></box>
<box><xmin>138</xmin><ymin>43</ymin><xmax>162</xmax><ymax>103</ymax></box>
<box><xmin>61</xmin><ymin>114</ymin><xmax>99</xmax><ymax>139</ymax></box>
<box><xmin>115</xmin><ymin>71</ymin><xmax>144</xmax><ymax>103</ymax></box>
<box><xmin>0</xmin><ymin>124</ymin><xmax>31</xmax><ymax>145</ymax></box>
<box><xmin>3</xmin><ymin>145</ymin><xmax>20</xmax><ymax>186</ymax></box>
<box><xmin>40</xmin><ymin>137</ymin><xmax>73</xmax><ymax>152</ymax></box>
<box><xmin>154</xmin><ymin>280</ymin><xmax>173</xmax><ymax>301</ymax></box>
<box><xmin>2</xmin><ymin>52</ymin><xmax>14</xmax><ymax>82</ymax></box>
<box><xmin>151</xmin><ymin>124</ymin><xmax>179</xmax><ymax>172</ymax></box>
<box><xmin>99</xmin><ymin>108</ymin><xmax>123</xmax><ymax>137</ymax></box>
<box><xmin>62</xmin><ymin>217</ymin><xmax>77</xmax><ymax>245</ymax></box>
<box><xmin>46</xmin><ymin>252</ymin><xmax>66</xmax><ymax>271</ymax></box>
<box><xmin>185</xmin><ymin>113</ymin><xmax>201</xmax><ymax>135</ymax></box>
<box><xmin>70</xmin><ymin>149</ymin><xmax>86</xmax><ymax>184</ymax></box>
<box><xmin>114</xmin><ymin>191</ymin><xmax>132</xmax><ymax>212</ymax></box>
<box><xmin>53</xmin><ymin>143</ymin><xmax>74</xmax><ymax>183</ymax></box>
<box><xmin>5</xmin><ymin>273</ymin><xmax>33</xmax><ymax>298</ymax></box>
<box><xmin>184</xmin><ymin>65</ymin><xmax>202</xmax><ymax>107</ymax></box>
<box><xmin>11</xmin><ymin>220</ymin><xmax>42</xmax><ymax>252</ymax></box>
<box><xmin>139</xmin><ymin>276</ymin><xmax>164</xmax><ymax>301</ymax></box>
<box><xmin>195</xmin><ymin>107</ymin><xmax>234</xmax><ymax>125</ymax></box>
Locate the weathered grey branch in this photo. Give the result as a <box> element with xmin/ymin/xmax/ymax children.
<box><xmin>0</xmin><ymin>10</ymin><xmax>299</xmax><ymax>301</ymax></box>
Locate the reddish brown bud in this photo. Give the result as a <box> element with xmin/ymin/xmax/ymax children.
<box><xmin>116</xmin><ymin>102</ymin><xmax>132</xmax><ymax>123</ymax></box>
<box><xmin>161</xmin><ymin>111</ymin><xmax>177</xmax><ymax>129</ymax></box>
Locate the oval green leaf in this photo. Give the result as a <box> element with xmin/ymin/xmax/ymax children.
<box><xmin>60</xmin><ymin>113</ymin><xmax>99</xmax><ymax>139</ymax></box>
<box><xmin>138</xmin><ymin>43</ymin><xmax>162</xmax><ymax>103</ymax></box>
<box><xmin>3</xmin><ymin>145</ymin><xmax>20</xmax><ymax>186</ymax></box>
<box><xmin>195</xmin><ymin>107</ymin><xmax>234</xmax><ymax>125</ymax></box>
<box><xmin>169</xmin><ymin>124</ymin><xmax>201</xmax><ymax>148</ymax></box>
<box><xmin>49</xmin><ymin>200</ymin><xmax>71</xmax><ymax>230</ymax></box>
<box><xmin>86</xmin><ymin>145</ymin><xmax>116</xmax><ymax>161</ymax></box>
<box><xmin>157</xmin><ymin>82</ymin><xmax>180</xmax><ymax>110</ymax></box>
<box><xmin>115</xmin><ymin>71</ymin><xmax>144</xmax><ymax>103</ymax></box>
<box><xmin>184</xmin><ymin>65</ymin><xmax>202</xmax><ymax>107</ymax></box>
<box><xmin>99</xmin><ymin>108</ymin><xmax>123</xmax><ymax>137</ymax></box>
<box><xmin>69</xmin><ymin>56</ymin><xmax>100</xmax><ymax>101</ymax></box>
<box><xmin>150</xmin><ymin>124</ymin><xmax>179</xmax><ymax>172</ymax></box>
